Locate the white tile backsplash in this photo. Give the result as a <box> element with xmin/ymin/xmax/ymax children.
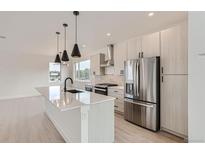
<box><xmin>91</xmin><ymin>74</ymin><xmax>124</xmax><ymax>86</ymax></box>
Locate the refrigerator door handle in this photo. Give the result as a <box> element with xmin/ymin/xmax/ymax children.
<box><xmin>124</xmin><ymin>99</ymin><xmax>154</xmax><ymax>108</ymax></box>
<box><xmin>133</xmin><ymin>102</ymin><xmax>154</xmax><ymax>108</ymax></box>
<box><xmin>137</xmin><ymin>61</ymin><xmax>140</xmax><ymax>97</ymax></box>
<box><xmin>133</xmin><ymin>61</ymin><xmax>137</xmax><ymax>97</ymax></box>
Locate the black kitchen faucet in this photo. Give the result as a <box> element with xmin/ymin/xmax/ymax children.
<box><xmin>64</xmin><ymin>77</ymin><xmax>73</xmax><ymax>92</ymax></box>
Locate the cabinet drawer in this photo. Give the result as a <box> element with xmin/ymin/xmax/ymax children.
<box><xmin>114</xmin><ymin>100</ymin><xmax>124</xmax><ymax>113</ymax></box>
<box><xmin>108</xmin><ymin>88</ymin><xmax>124</xmax><ymax>99</ymax></box>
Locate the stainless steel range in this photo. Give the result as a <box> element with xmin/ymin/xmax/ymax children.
<box><xmin>94</xmin><ymin>83</ymin><xmax>118</xmax><ymax>95</ymax></box>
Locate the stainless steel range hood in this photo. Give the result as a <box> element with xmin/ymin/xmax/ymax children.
<box><xmin>100</xmin><ymin>44</ymin><xmax>114</xmax><ymax>67</ymax></box>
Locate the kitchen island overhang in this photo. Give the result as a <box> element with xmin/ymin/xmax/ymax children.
<box><xmin>36</xmin><ymin>86</ymin><xmax>115</xmax><ymax>143</ymax></box>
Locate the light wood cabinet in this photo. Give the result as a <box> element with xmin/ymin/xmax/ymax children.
<box><xmin>161</xmin><ymin>22</ymin><xmax>188</xmax><ymax>74</ymax></box>
<box><xmin>127</xmin><ymin>37</ymin><xmax>142</xmax><ymax>60</ymax></box>
<box><xmin>160</xmin><ymin>22</ymin><xmax>188</xmax><ymax>138</ymax></box>
<box><xmin>114</xmin><ymin>41</ymin><xmax>127</xmax><ymax>75</ymax></box>
<box><xmin>141</xmin><ymin>32</ymin><xmax>160</xmax><ymax>57</ymax></box>
<box><xmin>108</xmin><ymin>87</ymin><xmax>124</xmax><ymax>113</ymax></box>
<box><xmin>114</xmin><ymin>100</ymin><xmax>124</xmax><ymax>114</ymax></box>
<box><xmin>161</xmin><ymin>75</ymin><xmax>188</xmax><ymax>137</ymax></box>
<box><xmin>90</xmin><ymin>53</ymin><xmax>105</xmax><ymax>76</ymax></box>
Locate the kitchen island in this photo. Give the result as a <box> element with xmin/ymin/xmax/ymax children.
<box><xmin>36</xmin><ymin>86</ymin><xmax>115</xmax><ymax>143</ymax></box>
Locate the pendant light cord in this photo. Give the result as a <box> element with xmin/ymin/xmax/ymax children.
<box><xmin>75</xmin><ymin>14</ymin><xmax>77</xmax><ymax>43</ymax></box>
<box><xmin>64</xmin><ymin>26</ymin><xmax>66</xmax><ymax>50</ymax></box>
<box><xmin>57</xmin><ymin>34</ymin><xmax>59</xmax><ymax>53</ymax></box>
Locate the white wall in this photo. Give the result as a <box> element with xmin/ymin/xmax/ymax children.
<box><xmin>188</xmin><ymin>12</ymin><xmax>205</xmax><ymax>142</ymax></box>
<box><xmin>0</xmin><ymin>53</ymin><xmax>53</xmax><ymax>100</ymax></box>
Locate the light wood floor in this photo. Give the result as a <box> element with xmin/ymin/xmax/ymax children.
<box><xmin>115</xmin><ymin>113</ymin><xmax>184</xmax><ymax>143</ymax></box>
<box><xmin>0</xmin><ymin>96</ymin><xmax>184</xmax><ymax>143</ymax></box>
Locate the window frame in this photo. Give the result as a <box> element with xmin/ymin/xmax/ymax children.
<box><xmin>49</xmin><ymin>62</ymin><xmax>61</xmax><ymax>83</ymax></box>
<box><xmin>74</xmin><ymin>59</ymin><xmax>91</xmax><ymax>82</ymax></box>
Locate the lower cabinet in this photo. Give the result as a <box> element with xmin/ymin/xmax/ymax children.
<box><xmin>108</xmin><ymin>87</ymin><xmax>124</xmax><ymax>114</ymax></box>
<box><xmin>161</xmin><ymin>75</ymin><xmax>188</xmax><ymax>137</ymax></box>
<box><xmin>114</xmin><ymin>99</ymin><xmax>124</xmax><ymax>113</ymax></box>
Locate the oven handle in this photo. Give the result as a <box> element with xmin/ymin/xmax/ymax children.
<box><xmin>124</xmin><ymin>99</ymin><xmax>155</xmax><ymax>108</ymax></box>
<box><xmin>94</xmin><ymin>88</ymin><xmax>107</xmax><ymax>92</ymax></box>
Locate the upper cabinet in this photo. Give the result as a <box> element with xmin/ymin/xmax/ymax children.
<box><xmin>90</xmin><ymin>53</ymin><xmax>105</xmax><ymax>76</ymax></box>
<box><xmin>114</xmin><ymin>41</ymin><xmax>127</xmax><ymax>75</ymax></box>
<box><xmin>161</xmin><ymin>21</ymin><xmax>188</xmax><ymax>75</ymax></box>
<box><xmin>141</xmin><ymin>32</ymin><xmax>160</xmax><ymax>57</ymax></box>
<box><xmin>127</xmin><ymin>37</ymin><xmax>142</xmax><ymax>60</ymax></box>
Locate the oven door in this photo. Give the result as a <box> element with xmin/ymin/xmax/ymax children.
<box><xmin>94</xmin><ymin>87</ymin><xmax>107</xmax><ymax>95</ymax></box>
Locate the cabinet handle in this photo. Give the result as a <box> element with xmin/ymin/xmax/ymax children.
<box><xmin>114</xmin><ymin>91</ymin><xmax>118</xmax><ymax>92</ymax></box>
<box><xmin>162</xmin><ymin>76</ymin><xmax>164</xmax><ymax>83</ymax></box>
<box><xmin>114</xmin><ymin>105</ymin><xmax>118</xmax><ymax>108</ymax></box>
<box><xmin>161</xmin><ymin>67</ymin><xmax>164</xmax><ymax>74</ymax></box>
<box><xmin>141</xmin><ymin>52</ymin><xmax>144</xmax><ymax>58</ymax></box>
<box><xmin>139</xmin><ymin>52</ymin><xmax>144</xmax><ymax>58</ymax></box>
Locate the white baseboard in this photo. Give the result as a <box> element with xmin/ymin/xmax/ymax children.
<box><xmin>161</xmin><ymin>127</ymin><xmax>188</xmax><ymax>140</ymax></box>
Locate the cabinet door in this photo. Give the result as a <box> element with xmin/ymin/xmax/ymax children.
<box><xmin>161</xmin><ymin>75</ymin><xmax>188</xmax><ymax>136</ymax></box>
<box><xmin>90</xmin><ymin>54</ymin><xmax>102</xmax><ymax>76</ymax></box>
<box><xmin>142</xmin><ymin>32</ymin><xmax>160</xmax><ymax>57</ymax></box>
<box><xmin>108</xmin><ymin>88</ymin><xmax>124</xmax><ymax>113</ymax></box>
<box><xmin>127</xmin><ymin>37</ymin><xmax>142</xmax><ymax>60</ymax></box>
<box><xmin>114</xmin><ymin>41</ymin><xmax>127</xmax><ymax>75</ymax></box>
<box><xmin>161</xmin><ymin>22</ymin><xmax>188</xmax><ymax>74</ymax></box>
<box><xmin>90</xmin><ymin>54</ymin><xmax>98</xmax><ymax>75</ymax></box>
<box><xmin>115</xmin><ymin>99</ymin><xmax>124</xmax><ymax>113</ymax></box>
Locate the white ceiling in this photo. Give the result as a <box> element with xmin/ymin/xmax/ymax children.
<box><xmin>0</xmin><ymin>11</ymin><xmax>187</xmax><ymax>56</ymax></box>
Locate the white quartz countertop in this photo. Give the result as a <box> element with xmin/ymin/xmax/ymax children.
<box><xmin>108</xmin><ymin>86</ymin><xmax>124</xmax><ymax>90</ymax></box>
<box><xmin>36</xmin><ymin>86</ymin><xmax>115</xmax><ymax>111</ymax></box>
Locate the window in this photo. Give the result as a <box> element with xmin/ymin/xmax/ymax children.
<box><xmin>49</xmin><ymin>63</ymin><xmax>61</xmax><ymax>82</ymax></box>
<box><xmin>75</xmin><ymin>60</ymin><xmax>90</xmax><ymax>81</ymax></box>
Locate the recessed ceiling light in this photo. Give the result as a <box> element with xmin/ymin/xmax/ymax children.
<box><xmin>106</xmin><ymin>33</ymin><xmax>111</xmax><ymax>36</ymax></box>
<box><xmin>82</xmin><ymin>44</ymin><xmax>86</xmax><ymax>48</ymax></box>
<box><xmin>148</xmin><ymin>12</ymin><xmax>154</xmax><ymax>17</ymax></box>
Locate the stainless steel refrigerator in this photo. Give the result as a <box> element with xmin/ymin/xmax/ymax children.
<box><xmin>124</xmin><ymin>57</ymin><xmax>160</xmax><ymax>131</ymax></box>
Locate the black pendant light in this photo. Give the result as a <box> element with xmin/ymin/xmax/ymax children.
<box><xmin>54</xmin><ymin>32</ymin><xmax>61</xmax><ymax>63</ymax></box>
<box><xmin>61</xmin><ymin>23</ymin><xmax>69</xmax><ymax>62</ymax></box>
<box><xmin>71</xmin><ymin>11</ymin><xmax>81</xmax><ymax>57</ymax></box>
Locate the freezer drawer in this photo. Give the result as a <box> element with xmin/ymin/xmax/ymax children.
<box><xmin>124</xmin><ymin>99</ymin><xmax>160</xmax><ymax>131</ymax></box>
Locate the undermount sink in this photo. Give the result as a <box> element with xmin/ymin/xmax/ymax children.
<box><xmin>66</xmin><ymin>89</ymin><xmax>84</xmax><ymax>93</ymax></box>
